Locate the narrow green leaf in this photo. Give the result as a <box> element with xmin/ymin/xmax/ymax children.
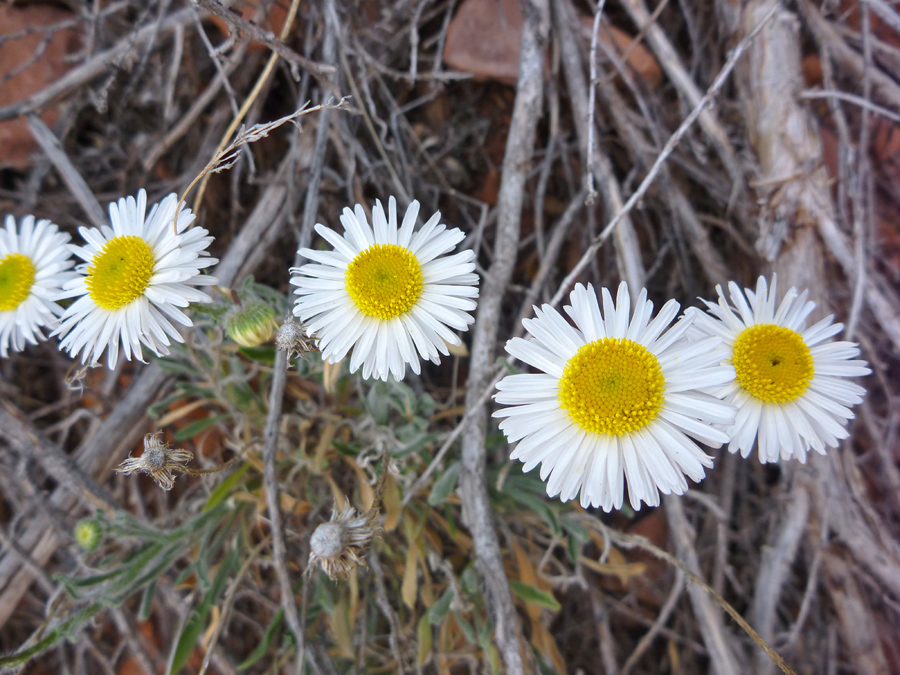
<box><xmin>237</xmin><ymin>346</ymin><xmax>276</xmax><ymax>363</ymax></box>
<box><xmin>238</xmin><ymin>609</ymin><xmax>283</xmax><ymax>670</ymax></box>
<box><xmin>138</xmin><ymin>580</ymin><xmax>156</xmax><ymax>621</ymax></box>
<box><xmin>428</xmin><ymin>462</ymin><xmax>460</xmax><ymax>505</ymax></box>
<box><xmin>505</xmin><ymin>491</ymin><xmax>561</xmax><ymax>536</ymax></box>
<box><xmin>203</xmin><ymin>463</ymin><xmax>250</xmax><ymax>512</ymax></box>
<box><xmin>148</xmin><ymin>392</ymin><xmax>188</xmax><ymax>418</ymax></box>
<box><xmin>173</xmin><ymin>413</ymin><xmax>231</xmax><ymax>441</ymax></box>
<box><xmin>508</xmin><ymin>581</ymin><xmax>561</xmax><ymax>612</ymax></box>
<box><xmin>416</xmin><ymin>614</ymin><xmax>432</xmax><ymax>665</ymax></box>
<box><xmin>427</xmin><ymin>587</ymin><xmax>454</xmax><ymax>626</ymax></box>
<box><xmin>566</xmin><ymin>532</ymin><xmax>582</xmax><ymax>563</ymax></box>
<box><xmin>454</xmin><ymin>612</ymin><xmax>476</xmax><ymax>644</ymax></box>
<box><xmin>157</xmin><ymin>359</ymin><xmax>200</xmax><ymax>376</ymax></box>
<box><xmin>168</xmin><ymin>548</ymin><xmax>240</xmax><ymax>674</ymax></box>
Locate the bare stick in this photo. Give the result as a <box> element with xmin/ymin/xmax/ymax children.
<box><xmin>861</xmin><ymin>0</ymin><xmax>900</xmax><ymax>35</ymax></box>
<box><xmin>550</xmin><ymin>3</ymin><xmax>777</xmax><ymax>308</ymax></box>
<box><xmin>799</xmin><ymin>89</ymin><xmax>900</xmax><ymax>125</ymax></box>
<box><xmin>750</xmin><ymin>479</ymin><xmax>810</xmax><ymax>675</ymax></box>
<box><xmin>621</xmin><ymin>569</ymin><xmax>685</xmax><ymax>675</ymax></box>
<box><xmin>847</xmin><ymin>5</ymin><xmax>873</xmax><ymax>341</ymax></box>
<box><xmin>458</xmin><ymin>2</ymin><xmax>549</xmax><ymax>673</ymax></box>
<box><xmin>665</xmin><ymin>495</ymin><xmax>743</xmax><ymax>675</ymax></box>
<box><xmin>0</xmin><ymin>403</ymin><xmax>116</xmax><ymax>512</ymax></box>
<box><xmin>262</xmin><ymin>350</ymin><xmax>309</xmax><ymax>675</ymax></box>
<box><xmin>585</xmin><ymin>0</ymin><xmax>607</xmax><ymax>204</ymax></box>
<box><xmin>26</xmin><ymin>114</ymin><xmax>106</xmax><ymax>229</ymax></box>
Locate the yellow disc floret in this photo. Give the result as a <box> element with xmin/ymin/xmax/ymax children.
<box><xmin>86</xmin><ymin>235</ymin><xmax>155</xmax><ymax>310</ymax></box>
<box><xmin>557</xmin><ymin>338</ymin><xmax>666</xmax><ymax>436</ymax></box>
<box><xmin>0</xmin><ymin>253</ymin><xmax>36</xmax><ymax>311</ymax></box>
<box><xmin>345</xmin><ymin>243</ymin><xmax>423</xmax><ymax>320</ymax></box>
<box><xmin>732</xmin><ymin>324</ymin><xmax>813</xmax><ymax>403</ymax></box>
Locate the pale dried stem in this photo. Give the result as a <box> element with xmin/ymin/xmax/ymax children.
<box><xmin>458</xmin><ymin>2</ymin><xmax>549</xmax><ymax>673</ymax></box>
<box><xmin>26</xmin><ymin>114</ymin><xmax>107</xmax><ymax>229</ymax></box>
<box><xmin>664</xmin><ymin>495</ymin><xmax>744</xmax><ymax>675</ymax></box>
<box><xmin>621</xmin><ymin>569</ymin><xmax>686</xmax><ymax>675</ymax></box>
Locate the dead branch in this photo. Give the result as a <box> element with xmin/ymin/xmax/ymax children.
<box><xmin>458</xmin><ymin>2</ymin><xmax>550</xmax><ymax>673</ymax></box>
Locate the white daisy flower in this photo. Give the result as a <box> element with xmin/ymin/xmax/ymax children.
<box><xmin>686</xmin><ymin>275</ymin><xmax>870</xmax><ymax>463</ymax></box>
<box><xmin>52</xmin><ymin>190</ymin><xmax>218</xmax><ymax>369</ymax></box>
<box><xmin>0</xmin><ymin>214</ymin><xmax>75</xmax><ymax>357</ymax></box>
<box><xmin>290</xmin><ymin>196</ymin><xmax>479</xmax><ymax>381</ymax></box>
<box><xmin>494</xmin><ymin>282</ymin><xmax>735</xmax><ymax>512</ymax></box>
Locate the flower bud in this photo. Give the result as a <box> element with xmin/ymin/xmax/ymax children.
<box><xmin>74</xmin><ymin>520</ymin><xmax>102</xmax><ymax>551</ymax></box>
<box><xmin>226</xmin><ymin>300</ymin><xmax>277</xmax><ymax>347</ymax></box>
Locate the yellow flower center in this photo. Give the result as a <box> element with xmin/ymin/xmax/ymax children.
<box><xmin>86</xmin><ymin>235</ymin><xmax>155</xmax><ymax>310</ymax></box>
<box><xmin>732</xmin><ymin>324</ymin><xmax>813</xmax><ymax>403</ymax></box>
<box><xmin>0</xmin><ymin>253</ymin><xmax>36</xmax><ymax>311</ymax></box>
<box><xmin>557</xmin><ymin>338</ymin><xmax>666</xmax><ymax>436</ymax></box>
<box><xmin>344</xmin><ymin>243</ymin><xmax>423</xmax><ymax>320</ymax></box>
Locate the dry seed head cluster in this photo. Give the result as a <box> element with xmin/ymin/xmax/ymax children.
<box><xmin>114</xmin><ymin>432</ymin><xmax>193</xmax><ymax>491</ymax></box>
<box><xmin>275</xmin><ymin>316</ymin><xmax>319</xmax><ymax>362</ymax></box>
<box><xmin>308</xmin><ymin>499</ymin><xmax>382</xmax><ymax>581</ymax></box>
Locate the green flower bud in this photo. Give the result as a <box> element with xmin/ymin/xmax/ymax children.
<box><xmin>74</xmin><ymin>520</ymin><xmax>102</xmax><ymax>551</ymax></box>
<box><xmin>226</xmin><ymin>300</ymin><xmax>277</xmax><ymax>347</ymax></box>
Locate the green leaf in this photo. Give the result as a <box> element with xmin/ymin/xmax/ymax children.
<box><xmin>478</xmin><ymin>620</ymin><xmax>501</xmax><ymax>674</ymax></box>
<box><xmin>508</xmin><ymin>581</ymin><xmax>561</xmax><ymax>612</ymax></box>
<box><xmin>156</xmin><ymin>359</ymin><xmax>200</xmax><ymax>376</ymax></box>
<box><xmin>168</xmin><ymin>548</ymin><xmax>240</xmax><ymax>674</ymax></box>
<box><xmin>504</xmin><ymin>491</ymin><xmax>560</xmax><ymax>536</ymax></box>
<box><xmin>428</xmin><ymin>462</ymin><xmax>460</xmax><ymax>505</ymax></box>
<box><xmin>138</xmin><ymin>580</ymin><xmax>156</xmax><ymax>621</ymax></box>
<box><xmin>0</xmin><ymin>604</ymin><xmax>102</xmax><ymax>669</ymax></box>
<box><xmin>173</xmin><ymin>413</ymin><xmax>231</xmax><ymax>441</ymax></box>
<box><xmin>566</xmin><ymin>532</ymin><xmax>582</xmax><ymax>563</ymax></box>
<box><xmin>331</xmin><ymin>439</ymin><xmax>361</xmax><ymax>457</ymax></box>
<box><xmin>148</xmin><ymin>392</ymin><xmax>188</xmax><ymax>418</ymax></box>
<box><xmin>562</xmin><ymin>518</ymin><xmax>588</xmax><ymax>563</ymax></box>
<box><xmin>454</xmin><ymin>612</ymin><xmax>476</xmax><ymax>644</ymax></box>
<box><xmin>416</xmin><ymin>614</ymin><xmax>432</xmax><ymax>665</ymax></box>
<box><xmin>238</xmin><ymin>609</ymin><xmax>283</xmax><ymax>670</ymax></box>
<box><xmin>203</xmin><ymin>463</ymin><xmax>250</xmax><ymax>512</ymax></box>
<box><xmin>237</xmin><ymin>346</ymin><xmax>276</xmax><ymax>363</ymax></box>
<box><xmin>427</xmin><ymin>587</ymin><xmax>454</xmax><ymax>626</ymax></box>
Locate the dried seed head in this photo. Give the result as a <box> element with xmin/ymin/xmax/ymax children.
<box><xmin>275</xmin><ymin>317</ymin><xmax>319</xmax><ymax>363</ymax></box>
<box><xmin>310</xmin><ymin>522</ymin><xmax>347</xmax><ymax>559</ymax></box>
<box><xmin>114</xmin><ymin>432</ymin><xmax>193</xmax><ymax>491</ymax></box>
<box><xmin>225</xmin><ymin>299</ymin><xmax>277</xmax><ymax>347</ymax></box>
<box><xmin>308</xmin><ymin>499</ymin><xmax>381</xmax><ymax>581</ymax></box>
